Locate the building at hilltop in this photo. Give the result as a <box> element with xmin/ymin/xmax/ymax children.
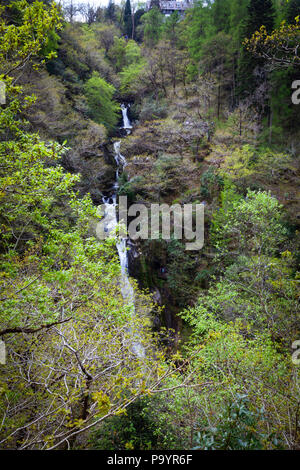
<box><xmin>146</xmin><ymin>0</ymin><xmax>193</xmax><ymax>16</ymax></box>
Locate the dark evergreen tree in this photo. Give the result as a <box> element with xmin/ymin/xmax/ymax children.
<box><xmin>229</xmin><ymin>0</ymin><xmax>249</xmax><ymax>41</ymax></box>
<box><xmin>238</xmin><ymin>0</ymin><xmax>275</xmax><ymax>100</ymax></box>
<box><xmin>124</xmin><ymin>0</ymin><xmax>132</xmax><ymax>38</ymax></box>
<box><xmin>244</xmin><ymin>0</ymin><xmax>275</xmax><ymax>36</ymax></box>
<box><xmin>286</xmin><ymin>0</ymin><xmax>300</xmax><ymax>23</ymax></box>
<box><xmin>213</xmin><ymin>0</ymin><xmax>230</xmax><ymax>33</ymax></box>
<box><xmin>164</xmin><ymin>11</ymin><xmax>180</xmax><ymax>45</ymax></box>
<box><xmin>105</xmin><ymin>0</ymin><xmax>116</xmax><ymax>23</ymax></box>
<box><xmin>150</xmin><ymin>0</ymin><xmax>160</xmax><ymax>9</ymax></box>
<box><xmin>133</xmin><ymin>8</ymin><xmax>146</xmax><ymax>41</ymax></box>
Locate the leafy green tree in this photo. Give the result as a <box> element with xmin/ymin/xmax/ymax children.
<box><xmin>0</xmin><ymin>0</ymin><xmax>62</xmax><ymax>79</ymax></box>
<box><xmin>163</xmin><ymin>11</ymin><xmax>180</xmax><ymax>45</ymax></box>
<box><xmin>90</xmin><ymin>398</ymin><xmax>165</xmax><ymax>450</ymax></box>
<box><xmin>124</xmin><ymin>39</ymin><xmax>142</xmax><ymax>66</ymax></box>
<box><xmin>245</xmin><ymin>16</ymin><xmax>300</xmax><ymax>69</ymax></box>
<box><xmin>84</xmin><ymin>71</ymin><xmax>119</xmax><ymax>132</ymax></box>
<box><xmin>108</xmin><ymin>36</ymin><xmax>127</xmax><ymax>71</ymax></box>
<box><xmin>0</xmin><ymin>1</ymin><xmax>191</xmax><ymax>450</ymax></box>
<box><xmin>119</xmin><ymin>61</ymin><xmax>146</xmax><ymax>97</ymax></box>
<box><xmin>141</xmin><ymin>7</ymin><xmax>163</xmax><ymax>47</ymax></box>
<box><xmin>180</xmin><ymin>307</ymin><xmax>298</xmax><ymax>449</ymax></box>
<box><xmin>194</xmin><ymin>395</ymin><xmax>269</xmax><ymax>450</ymax></box>
<box><xmin>212</xmin><ymin>0</ymin><xmax>231</xmax><ymax>33</ymax></box>
<box><xmin>207</xmin><ymin>185</ymin><xmax>299</xmax><ymax>341</ymax></box>
<box><xmin>186</xmin><ymin>1</ymin><xmax>215</xmax><ymax>59</ymax></box>
<box><xmin>211</xmin><ymin>188</ymin><xmax>286</xmax><ymax>258</ymax></box>
<box><xmin>117</xmin><ymin>40</ymin><xmax>146</xmax><ymax>96</ymax></box>
<box><xmin>185</xmin><ymin>1</ymin><xmax>215</xmax><ymax>76</ymax></box>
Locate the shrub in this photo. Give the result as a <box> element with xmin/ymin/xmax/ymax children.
<box><xmin>84</xmin><ymin>71</ymin><xmax>119</xmax><ymax>132</ymax></box>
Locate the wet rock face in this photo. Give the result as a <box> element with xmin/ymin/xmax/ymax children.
<box><xmin>127</xmin><ymin>239</ymin><xmax>182</xmax><ymax>339</ymax></box>
<box><xmin>127</xmin><ymin>244</ymin><xmax>146</xmax><ymax>284</ymax></box>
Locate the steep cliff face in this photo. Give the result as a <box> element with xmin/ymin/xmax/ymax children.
<box><xmin>115</xmin><ymin>87</ymin><xmax>300</xmax><ymax>337</ymax></box>
<box><xmin>17</xmin><ymin>22</ymin><xmax>300</xmax><ymax>350</ymax></box>
<box><xmin>114</xmin><ymin>98</ymin><xmax>213</xmax><ymax>333</ymax></box>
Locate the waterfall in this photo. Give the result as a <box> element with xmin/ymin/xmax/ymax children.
<box><xmin>113</xmin><ymin>140</ymin><xmax>126</xmax><ymax>183</ymax></box>
<box><xmin>97</xmin><ymin>106</ymin><xmax>144</xmax><ymax>358</ymax></box>
<box><xmin>101</xmin><ymin>194</ymin><xmax>134</xmax><ymax>305</ymax></box>
<box><xmin>121</xmin><ymin>103</ymin><xmax>132</xmax><ymax>132</ymax></box>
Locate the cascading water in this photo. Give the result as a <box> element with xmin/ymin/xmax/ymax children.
<box><xmin>121</xmin><ymin>103</ymin><xmax>132</xmax><ymax>133</ymax></box>
<box><xmin>113</xmin><ymin>141</ymin><xmax>126</xmax><ymax>183</ymax></box>
<box><xmin>98</xmin><ymin>106</ymin><xmax>144</xmax><ymax>358</ymax></box>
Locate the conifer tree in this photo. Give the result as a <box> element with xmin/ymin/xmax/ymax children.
<box><xmin>244</xmin><ymin>0</ymin><xmax>275</xmax><ymax>36</ymax></box>
<box><xmin>228</xmin><ymin>0</ymin><xmax>249</xmax><ymax>42</ymax></box>
<box><xmin>150</xmin><ymin>0</ymin><xmax>160</xmax><ymax>9</ymax></box>
<box><xmin>213</xmin><ymin>0</ymin><xmax>230</xmax><ymax>33</ymax></box>
<box><xmin>141</xmin><ymin>6</ymin><xmax>163</xmax><ymax>47</ymax></box>
<box><xmin>238</xmin><ymin>0</ymin><xmax>275</xmax><ymax>99</ymax></box>
<box><xmin>124</xmin><ymin>0</ymin><xmax>133</xmax><ymax>38</ymax></box>
<box><xmin>286</xmin><ymin>0</ymin><xmax>300</xmax><ymax>23</ymax></box>
<box><xmin>105</xmin><ymin>0</ymin><xmax>116</xmax><ymax>23</ymax></box>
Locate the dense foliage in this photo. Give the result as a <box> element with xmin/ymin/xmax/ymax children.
<box><xmin>0</xmin><ymin>0</ymin><xmax>299</xmax><ymax>451</ymax></box>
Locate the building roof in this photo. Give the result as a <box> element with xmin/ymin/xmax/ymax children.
<box><xmin>160</xmin><ymin>1</ymin><xmax>191</xmax><ymax>10</ymax></box>
<box><xmin>146</xmin><ymin>1</ymin><xmax>193</xmax><ymax>12</ymax></box>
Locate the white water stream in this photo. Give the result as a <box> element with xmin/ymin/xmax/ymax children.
<box><xmin>121</xmin><ymin>103</ymin><xmax>132</xmax><ymax>132</ymax></box>
<box><xmin>100</xmin><ymin>106</ymin><xmax>144</xmax><ymax>358</ymax></box>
